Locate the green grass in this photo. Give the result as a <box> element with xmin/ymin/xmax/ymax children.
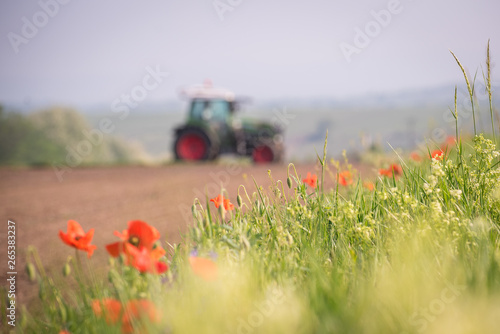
<box><xmin>7</xmin><ymin>44</ymin><xmax>500</xmax><ymax>334</ymax></box>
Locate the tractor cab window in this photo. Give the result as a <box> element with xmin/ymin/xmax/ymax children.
<box><xmin>190</xmin><ymin>99</ymin><xmax>231</xmax><ymax>123</ymax></box>
<box><xmin>190</xmin><ymin>100</ymin><xmax>208</xmax><ymax>120</ymax></box>
<box><xmin>210</xmin><ymin>100</ymin><xmax>231</xmax><ymax>121</ymax></box>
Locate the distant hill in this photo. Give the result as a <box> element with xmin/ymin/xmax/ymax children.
<box><xmin>4</xmin><ymin>83</ymin><xmax>498</xmax><ymax>116</ymax></box>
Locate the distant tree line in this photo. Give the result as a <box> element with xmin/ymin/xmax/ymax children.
<box><xmin>0</xmin><ymin>105</ymin><xmax>145</xmax><ymax>167</ymax></box>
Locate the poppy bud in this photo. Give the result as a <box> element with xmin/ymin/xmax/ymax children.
<box><xmin>237</xmin><ymin>195</ymin><xmax>243</xmax><ymax>207</ymax></box>
<box><xmin>287</xmin><ymin>176</ymin><xmax>292</xmax><ymax>188</ymax></box>
<box><xmin>108</xmin><ymin>271</ymin><xmax>114</xmax><ymax>284</ymax></box>
<box><xmin>25</xmin><ymin>263</ymin><xmax>36</xmax><ymax>282</ymax></box>
<box><xmin>63</xmin><ymin>263</ymin><xmax>71</xmax><ymax>277</ymax></box>
<box><xmin>39</xmin><ymin>281</ymin><xmax>46</xmax><ymax>300</ymax></box>
<box><xmin>19</xmin><ymin>306</ymin><xmax>27</xmax><ymax>328</ymax></box>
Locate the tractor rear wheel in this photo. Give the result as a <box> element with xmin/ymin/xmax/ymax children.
<box><xmin>174</xmin><ymin>130</ymin><xmax>211</xmax><ymax>161</ymax></box>
<box><xmin>252</xmin><ymin>145</ymin><xmax>275</xmax><ymax>163</ymax></box>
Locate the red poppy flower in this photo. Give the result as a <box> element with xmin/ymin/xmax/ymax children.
<box><xmin>106</xmin><ymin>220</ymin><xmax>165</xmax><ymax>258</ymax></box>
<box><xmin>379</xmin><ymin>168</ymin><xmax>391</xmax><ymax>177</ymax></box>
<box><xmin>122</xmin><ymin>299</ymin><xmax>160</xmax><ymax>334</ymax></box>
<box><xmin>431</xmin><ymin>149</ymin><xmax>444</xmax><ymax>160</ymax></box>
<box><xmin>302</xmin><ymin>172</ymin><xmax>317</xmax><ymax>188</ymax></box>
<box><xmin>440</xmin><ymin>136</ymin><xmax>456</xmax><ymax>151</ymax></box>
<box><xmin>389</xmin><ymin>164</ymin><xmax>403</xmax><ymax>176</ymax></box>
<box><xmin>59</xmin><ymin>220</ymin><xmax>97</xmax><ymax>258</ymax></box>
<box><xmin>93</xmin><ymin>298</ymin><xmax>160</xmax><ymax>333</ymax></box>
<box><xmin>363</xmin><ymin>181</ymin><xmax>375</xmax><ymax>191</ymax></box>
<box><xmin>189</xmin><ymin>256</ymin><xmax>218</xmax><ymax>281</ymax></box>
<box><xmin>92</xmin><ymin>298</ymin><xmax>122</xmax><ymax>324</ymax></box>
<box><xmin>106</xmin><ymin>220</ymin><xmax>167</xmax><ymax>274</ymax></box>
<box><xmin>125</xmin><ymin>243</ymin><xmax>168</xmax><ymax>274</ymax></box>
<box><xmin>210</xmin><ymin>194</ymin><xmax>234</xmax><ymax>211</ymax></box>
<box><xmin>338</xmin><ymin>171</ymin><xmax>353</xmax><ymax>186</ymax></box>
<box><xmin>410</xmin><ymin>152</ymin><xmax>422</xmax><ymax>162</ymax></box>
<box><xmin>379</xmin><ymin>164</ymin><xmax>403</xmax><ymax>178</ymax></box>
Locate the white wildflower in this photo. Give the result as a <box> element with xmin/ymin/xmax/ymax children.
<box><xmin>450</xmin><ymin>189</ymin><xmax>462</xmax><ymax>199</ymax></box>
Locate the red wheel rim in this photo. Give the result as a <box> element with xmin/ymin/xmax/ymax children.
<box><xmin>176</xmin><ymin>134</ymin><xmax>207</xmax><ymax>160</ymax></box>
<box><xmin>253</xmin><ymin>145</ymin><xmax>274</xmax><ymax>163</ymax></box>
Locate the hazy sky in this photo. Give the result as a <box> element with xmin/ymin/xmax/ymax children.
<box><xmin>1</xmin><ymin>0</ymin><xmax>499</xmax><ymax>108</ymax></box>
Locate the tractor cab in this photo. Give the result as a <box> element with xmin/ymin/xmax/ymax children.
<box><xmin>189</xmin><ymin>98</ymin><xmax>235</xmax><ymax>123</ymax></box>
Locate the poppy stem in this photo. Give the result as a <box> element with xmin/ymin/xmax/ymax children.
<box><xmin>287</xmin><ymin>163</ymin><xmax>300</xmax><ymax>187</ymax></box>
<box><xmin>238</xmin><ymin>185</ymin><xmax>252</xmax><ymax>207</ymax></box>
<box><xmin>321</xmin><ymin>130</ymin><xmax>328</xmax><ymax>197</ymax></box>
<box><xmin>74</xmin><ymin>249</ymin><xmax>85</xmax><ymax>282</ymax></box>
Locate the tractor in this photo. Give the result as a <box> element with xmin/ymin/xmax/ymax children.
<box><xmin>173</xmin><ymin>82</ymin><xmax>284</xmax><ymax>163</ymax></box>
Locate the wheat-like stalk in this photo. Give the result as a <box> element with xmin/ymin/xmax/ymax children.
<box><xmin>486</xmin><ymin>40</ymin><xmax>496</xmax><ymax>143</ymax></box>
<box><xmin>451</xmin><ymin>50</ymin><xmax>476</xmax><ymax>135</ymax></box>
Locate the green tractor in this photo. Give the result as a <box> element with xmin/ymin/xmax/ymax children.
<box><xmin>173</xmin><ymin>82</ymin><xmax>284</xmax><ymax>163</ymax></box>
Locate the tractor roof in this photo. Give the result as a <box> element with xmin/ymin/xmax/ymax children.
<box><xmin>179</xmin><ymin>80</ymin><xmax>235</xmax><ymax>101</ymax></box>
